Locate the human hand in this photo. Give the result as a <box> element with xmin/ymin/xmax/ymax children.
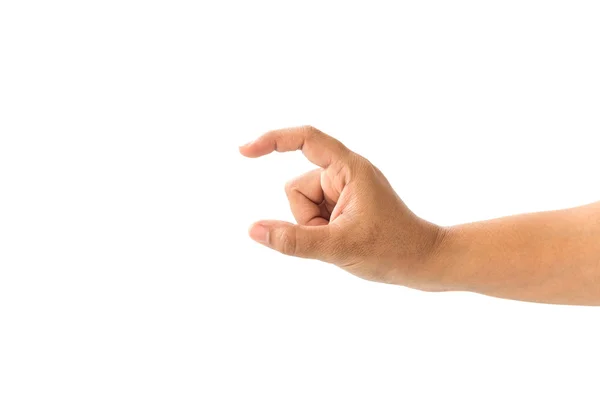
<box><xmin>239</xmin><ymin>126</ymin><xmax>447</xmax><ymax>291</ymax></box>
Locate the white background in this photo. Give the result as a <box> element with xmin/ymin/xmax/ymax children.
<box><xmin>1</xmin><ymin>1</ymin><xmax>599</xmax><ymax>399</ymax></box>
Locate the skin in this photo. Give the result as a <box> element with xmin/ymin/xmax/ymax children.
<box><xmin>239</xmin><ymin>126</ymin><xmax>600</xmax><ymax>306</ymax></box>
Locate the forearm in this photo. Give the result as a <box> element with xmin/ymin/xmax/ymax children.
<box><xmin>432</xmin><ymin>202</ymin><xmax>600</xmax><ymax>305</ymax></box>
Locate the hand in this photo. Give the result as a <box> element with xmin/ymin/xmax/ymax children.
<box><xmin>239</xmin><ymin>126</ymin><xmax>447</xmax><ymax>291</ymax></box>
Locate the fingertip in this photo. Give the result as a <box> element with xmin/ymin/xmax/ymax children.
<box><xmin>238</xmin><ymin>138</ymin><xmax>264</xmax><ymax>157</ymax></box>
<box><xmin>238</xmin><ymin>141</ymin><xmax>253</xmax><ymax>156</ymax></box>
<box><xmin>248</xmin><ymin>222</ymin><xmax>270</xmax><ymax>244</ymax></box>
<box><xmin>239</xmin><ymin>137</ymin><xmax>273</xmax><ymax>158</ymax></box>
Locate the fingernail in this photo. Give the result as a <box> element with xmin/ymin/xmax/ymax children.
<box><xmin>249</xmin><ymin>223</ymin><xmax>270</xmax><ymax>244</ymax></box>
<box><xmin>240</xmin><ymin>139</ymin><xmax>254</xmax><ymax>147</ymax></box>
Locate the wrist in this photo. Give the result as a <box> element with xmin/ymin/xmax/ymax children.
<box><xmin>417</xmin><ymin>224</ymin><xmax>467</xmax><ymax>292</ymax></box>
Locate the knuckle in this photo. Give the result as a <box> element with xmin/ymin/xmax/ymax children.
<box><xmin>301</xmin><ymin>125</ymin><xmax>322</xmax><ymax>141</ymax></box>
<box><xmin>284</xmin><ymin>180</ymin><xmax>295</xmax><ymax>195</ymax></box>
<box><xmin>278</xmin><ymin>229</ymin><xmax>298</xmax><ymax>256</ymax></box>
<box><xmin>301</xmin><ymin>124</ymin><xmax>316</xmax><ymax>133</ymax></box>
<box><xmin>348</xmin><ymin>153</ymin><xmax>376</xmax><ymax>178</ymax></box>
<box><xmin>273</xmin><ymin>132</ymin><xmax>285</xmax><ymax>152</ymax></box>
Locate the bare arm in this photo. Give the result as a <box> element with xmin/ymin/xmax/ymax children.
<box><xmin>432</xmin><ymin>203</ymin><xmax>600</xmax><ymax>305</ymax></box>
<box><xmin>240</xmin><ymin>126</ymin><xmax>600</xmax><ymax>306</ymax></box>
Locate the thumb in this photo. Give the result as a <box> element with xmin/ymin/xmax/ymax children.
<box><xmin>248</xmin><ymin>220</ymin><xmax>335</xmax><ymax>261</ymax></box>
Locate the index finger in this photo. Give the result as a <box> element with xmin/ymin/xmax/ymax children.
<box><xmin>239</xmin><ymin>125</ymin><xmax>349</xmax><ymax>168</ymax></box>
